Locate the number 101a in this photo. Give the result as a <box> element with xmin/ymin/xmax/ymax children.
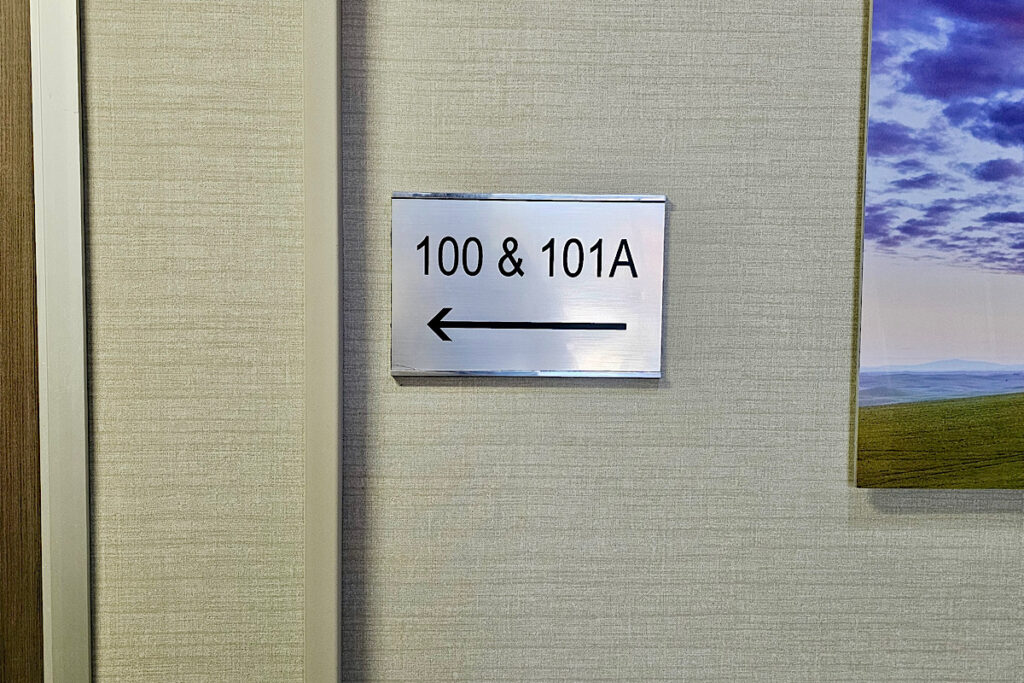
<box><xmin>542</xmin><ymin>238</ymin><xmax>637</xmax><ymax>278</ymax></box>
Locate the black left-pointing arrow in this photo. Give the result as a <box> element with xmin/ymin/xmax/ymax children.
<box><xmin>427</xmin><ymin>307</ymin><xmax>627</xmax><ymax>341</ymax></box>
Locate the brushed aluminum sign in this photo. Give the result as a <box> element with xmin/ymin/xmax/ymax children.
<box><xmin>391</xmin><ymin>193</ymin><xmax>665</xmax><ymax>377</ymax></box>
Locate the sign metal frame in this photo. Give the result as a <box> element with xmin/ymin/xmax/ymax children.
<box><xmin>391</xmin><ymin>192</ymin><xmax>667</xmax><ymax>379</ymax></box>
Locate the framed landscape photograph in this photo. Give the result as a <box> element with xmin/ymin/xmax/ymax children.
<box><xmin>857</xmin><ymin>0</ymin><xmax>1024</xmax><ymax>487</ymax></box>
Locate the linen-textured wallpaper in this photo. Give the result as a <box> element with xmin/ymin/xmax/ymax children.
<box><xmin>83</xmin><ymin>1</ymin><xmax>305</xmax><ymax>679</ymax></box>
<box><xmin>342</xmin><ymin>0</ymin><xmax>1024</xmax><ymax>680</ymax></box>
<box><xmin>81</xmin><ymin>0</ymin><xmax>1024</xmax><ymax>679</ymax></box>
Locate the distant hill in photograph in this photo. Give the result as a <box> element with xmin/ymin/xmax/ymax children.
<box><xmin>859</xmin><ymin>362</ymin><xmax>1024</xmax><ymax>406</ymax></box>
<box><xmin>862</xmin><ymin>359</ymin><xmax>1024</xmax><ymax>373</ymax></box>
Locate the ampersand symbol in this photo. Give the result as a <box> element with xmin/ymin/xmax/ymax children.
<box><xmin>498</xmin><ymin>237</ymin><xmax>525</xmax><ymax>276</ymax></box>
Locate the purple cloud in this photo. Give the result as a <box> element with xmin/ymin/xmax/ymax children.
<box><xmin>943</xmin><ymin>101</ymin><xmax>983</xmax><ymax>125</ymax></box>
<box><xmin>888</xmin><ymin>199</ymin><xmax>958</xmax><ymax>239</ymax></box>
<box><xmin>972</xmin><ymin>158</ymin><xmax>1024</xmax><ymax>182</ymax></box>
<box><xmin>920</xmin><ymin>199</ymin><xmax>958</xmax><ymax>223</ymax></box>
<box><xmin>922</xmin><ymin>237</ymin><xmax>965</xmax><ymax>252</ymax></box>
<box><xmin>982</xmin><ymin>211</ymin><xmax>1024</xmax><ymax>224</ymax></box>
<box><xmin>892</xmin><ymin>158</ymin><xmax>927</xmax><ymax>173</ymax></box>
<box><xmin>962</xmin><ymin>191</ymin><xmax>1018</xmax><ymax>208</ymax></box>
<box><xmin>962</xmin><ymin>100</ymin><xmax>1024</xmax><ymax>146</ymax></box>
<box><xmin>930</xmin><ymin>0</ymin><xmax>1024</xmax><ymax>34</ymax></box>
<box><xmin>867</xmin><ymin>121</ymin><xmax>941</xmax><ymax>156</ymax></box>
<box><xmin>863</xmin><ymin>204</ymin><xmax>898</xmax><ymax>240</ymax></box>
<box><xmin>896</xmin><ymin>221</ymin><xmax>937</xmax><ymax>238</ymax></box>
<box><xmin>871</xmin><ymin>0</ymin><xmax>946</xmax><ymax>34</ymax></box>
<box><xmin>870</xmin><ymin>40</ymin><xmax>898</xmax><ymax>74</ymax></box>
<box><xmin>890</xmin><ymin>173</ymin><xmax>944</xmax><ymax>190</ymax></box>
<box><xmin>903</xmin><ymin>34</ymin><xmax>1024</xmax><ymax>100</ymax></box>
<box><xmin>876</xmin><ymin>233</ymin><xmax>909</xmax><ymax>249</ymax></box>
<box><xmin>897</xmin><ymin>2</ymin><xmax>1024</xmax><ymax>102</ymax></box>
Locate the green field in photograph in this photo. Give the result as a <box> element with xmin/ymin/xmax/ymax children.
<box><xmin>857</xmin><ymin>392</ymin><xmax>1024</xmax><ymax>488</ymax></box>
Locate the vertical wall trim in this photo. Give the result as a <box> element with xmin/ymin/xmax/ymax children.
<box><xmin>29</xmin><ymin>0</ymin><xmax>92</xmax><ymax>681</ymax></box>
<box><xmin>303</xmin><ymin>0</ymin><xmax>341</xmax><ymax>678</ymax></box>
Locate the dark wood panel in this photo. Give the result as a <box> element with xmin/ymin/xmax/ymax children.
<box><xmin>0</xmin><ymin>0</ymin><xmax>44</xmax><ymax>678</ymax></box>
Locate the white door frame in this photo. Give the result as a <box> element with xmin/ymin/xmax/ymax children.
<box><xmin>31</xmin><ymin>0</ymin><xmax>91</xmax><ymax>679</ymax></box>
<box><xmin>31</xmin><ymin>1</ymin><xmax>342</xmax><ymax>679</ymax></box>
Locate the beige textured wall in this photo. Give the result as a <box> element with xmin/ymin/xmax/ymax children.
<box><xmin>343</xmin><ymin>1</ymin><xmax>1024</xmax><ymax>680</ymax></box>
<box><xmin>83</xmin><ymin>1</ymin><xmax>304</xmax><ymax>679</ymax></box>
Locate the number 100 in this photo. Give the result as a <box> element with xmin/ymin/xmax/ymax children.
<box><xmin>416</xmin><ymin>236</ymin><xmax>483</xmax><ymax>276</ymax></box>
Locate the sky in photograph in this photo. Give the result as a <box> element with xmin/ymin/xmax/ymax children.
<box><xmin>861</xmin><ymin>0</ymin><xmax>1024</xmax><ymax>367</ymax></box>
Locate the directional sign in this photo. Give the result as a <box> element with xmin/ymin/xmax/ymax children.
<box><xmin>391</xmin><ymin>193</ymin><xmax>665</xmax><ymax>377</ymax></box>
